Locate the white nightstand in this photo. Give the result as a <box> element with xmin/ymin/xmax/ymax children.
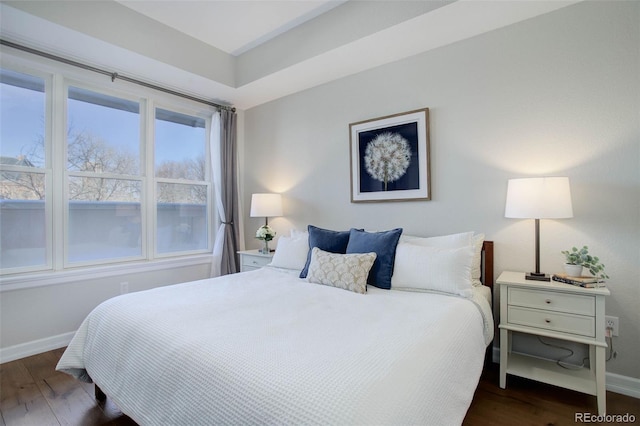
<box><xmin>497</xmin><ymin>271</ymin><xmax>610</xmax><ymax>415</ymax></box>
<box><xmin>238</xmin><ymin>250</ymin><xmax>274</xmax><ymax>272</ymax></box>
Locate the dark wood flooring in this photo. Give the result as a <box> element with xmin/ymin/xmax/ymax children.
<box><xmin>464</xmin><ymin>367</ymin><xmax>639</xmax><ymax>426</ymax></box>
<box><xmin>1</xmin><ymin>348</ymin><xmax>637</xmax><ymax>425</ymax></box>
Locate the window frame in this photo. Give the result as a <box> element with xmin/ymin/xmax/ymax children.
<box><xmin>0</xmin><ymin>53</ymin><xmax>217</xmax><ymax>281</ymax></box>
<box><xmin>63</xmin><ymin>79</ymin><xmax>147</xmax><ymax>268</ymax></box>
<box><xmin>152</xmin><ymin>100</ymin><xmax>214</xmax><ymax>259</ymax></box>
<box><xmin>0</xmin><ymin>64</ymin><xmax>54</xmax><ymax>275</ymax></box>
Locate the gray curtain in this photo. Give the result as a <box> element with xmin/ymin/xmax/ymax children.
<box><xmin>212</xmin><ymin>109</ymin><xmax>240</xmax><ymax>275</ymax></box>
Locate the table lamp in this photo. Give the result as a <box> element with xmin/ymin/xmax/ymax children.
<box><xmin>505</xmin><ymin>177</ymin><xmax>573</xmax><ymax>281</ymax></box>
<box><xmin>250</xmin><ymin>193</ymin><xmax>283</xmax><ymax>253</ymax></box>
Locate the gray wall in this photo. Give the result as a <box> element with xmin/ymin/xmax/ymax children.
<box><xmin>0</xmin><ymin>261</ymin><xmax>212</xmax><ymax>361</ymax></box>
<box><xmin>243</xmin><ymin>2</ymin><xmax>640</xmax><ymax>379</ymax></box>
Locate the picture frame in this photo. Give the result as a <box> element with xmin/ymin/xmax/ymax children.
<box><xmin>349</xmin><ymin>108</ymin><xmax>430</xmax><ymax>203</ymax></box>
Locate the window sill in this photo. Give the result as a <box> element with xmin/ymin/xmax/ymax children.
<box><xmin>0</xmin><ymin>255</ymin><xmax>213</xmax><ymax>292</ymax></box>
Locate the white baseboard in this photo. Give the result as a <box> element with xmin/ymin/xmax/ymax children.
<box><xmin>0</xmin><ymin>332</ymin><xmax>75</xmax><ymax>364</ymax></box>
<box><xmin>491</xmin><ymin>347</ymin><xmax>640</xmax><ymax>399</ymax></box>
<box><xmin>606</xmin><ymin>372</ymin><xmax>640</xmax><ymax>399</ymax></box>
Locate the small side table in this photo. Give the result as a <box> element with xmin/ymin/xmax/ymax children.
<box><xmin>238</xmin><ymin>250</ymin><xmax>274</xmax><ymax>272</ymax></box>
<box><xmin>497</xmin><ymin>271</ymin><xmax>610</xmax><ymax>415</ymax></box>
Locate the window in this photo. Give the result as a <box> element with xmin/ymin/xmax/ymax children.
<box><xmin>154</xmin><ymin>108</ymin><xmax>209</xmax><ymax>254</ymax></box>
<box><xmin>67</xmin><ymin>86</ymin><xmax>143</xmax><ymax>264</ymax></box>
<box><xmin>0</xmin><ymin>64</ymin><xmax>215</xmax><ymax>276</ymax></box>
<box><xmin>0</xmin><ymin>69</ymin><xmax>49</xmax><ymax>270</ymax></box>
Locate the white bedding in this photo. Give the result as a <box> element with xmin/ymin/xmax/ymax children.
<box><xmin>57</xmin><ymin>267</ymin><xmax>493</xmax><ymax>426</ymax></box>
<box><xmin>476</xmin><ymin>282</ymin><xmax>493</xmax><ymax>306</ymax></box>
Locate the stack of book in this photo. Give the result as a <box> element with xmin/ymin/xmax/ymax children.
<box><xmin>551</xmin><ymin>273</ymin><xmax>604</xmax><ymax>288</ymax></box>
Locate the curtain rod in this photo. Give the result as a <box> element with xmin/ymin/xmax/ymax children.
<box><xmin>0</xmin><ymin>39</ymin><xmax>235</xmax><ymax>112</ymax></box>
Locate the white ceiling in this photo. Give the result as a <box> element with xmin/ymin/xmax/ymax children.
<box><xmin>1</xmin><ymin>1</ymin><xmax>581</xmax><ymax>110</ymax></box>
<box><xmin>117</xmin><ymin>0</ymin><xmax>347</xmax><ymax>56</ymax></box>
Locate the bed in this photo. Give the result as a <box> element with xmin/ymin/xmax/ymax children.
<box><xmin>57</xmin><ymin>229</ymin><xmax>494</xmax><ymax>425</ymax></box>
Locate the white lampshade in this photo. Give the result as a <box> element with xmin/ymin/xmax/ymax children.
<box><xmin>250</xmin><ymin>193</ymin><xmax>283</xmax><ymax>218</ymax></box>
<box><xmin>505</xmin><ymin>177</ymin><xmax>573</xmax><ymax>219</ymax></box>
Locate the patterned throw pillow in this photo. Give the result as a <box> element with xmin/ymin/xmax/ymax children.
<box><xmin>306</xmin><ymin>247</ymin><xmax>377</xmax><ymax>294</ymax></box>
<box><xmin>299</xmin><ymin>225</ymin><xmax>362</xmax><ymax>278</ymax></box>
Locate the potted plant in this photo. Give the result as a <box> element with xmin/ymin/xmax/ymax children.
<box><xmin>561</xmin><ymin>246</ymin><xmax>609</xmax><ymax>280</ymax></box>
<box><xmin>256</xmin><ymin>225</ymin><xmax>276</xmax><ymax>254</ymax></box>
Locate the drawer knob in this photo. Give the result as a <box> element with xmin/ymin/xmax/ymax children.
<box><xmin>252</xmin><ymin>260</ymin><xmax>258</xmax><ymax>265</ymax></box>
<box><xmin>545</xmin><ymin>318</ymin><xmax>551</xmax><ymax>323</ymax></box>
<box><xmin>545</xmin><ymin>299</ymin><xmax>552</xmax><ymax>304</ymax></box>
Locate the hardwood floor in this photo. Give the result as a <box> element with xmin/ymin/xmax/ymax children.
<box><xmin>0</xmin><ymin>348</ymin><xmax>135</xmax><ymax>426</ymax></box>
<box><xmin>464</xmin><ymin>367</ymin><xmax>639</xmax><ymax>426</ymax></box>
<box><xmin>1</xmin><ymin>349</ymin><xmax>637</xmax><ymax>425</ymax></box>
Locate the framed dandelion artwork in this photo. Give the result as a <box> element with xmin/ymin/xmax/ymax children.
<box><xmin>349</xmin><ymin>108</ymin><xmax>430</xmax><ymax>202</ymax></box>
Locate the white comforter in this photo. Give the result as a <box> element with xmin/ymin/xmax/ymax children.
<box><xmin>57</xmin><ymin>267</ymin><xmax>493</xmax><ymax>426</ymax></box>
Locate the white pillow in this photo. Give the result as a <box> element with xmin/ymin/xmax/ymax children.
<box><xmin>400</xmin><ymin>231</ymin><xmax>473</xmax><ymax>248</ymax></box>
<box><xmin>269</xmin><ymin>234</ymin><xmax>309</xmax><ymax>271</ymax></box>
<box><xmin>290</xmin><ymin>229</ymin><xmax>309</xmax><ymax>240</ymax></box>
<box><xmin>391</xmin><ymin>242</ymin><xmax>475</xmax><ymax>297</ymax></box>
<box><xmin>307</xmin><ymin>248</ymin><xmax>376</xmax><ymax>294</ymax></box>
<box><xmin>471</xmin><ymin>233</ymin><xmax>485</xmax><ymax>287</ymax></box>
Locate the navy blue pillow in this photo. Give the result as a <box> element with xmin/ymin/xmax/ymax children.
<box><xmin>299</xmin><ymin>225</ymin><xmax>361</xmax><ymax>278</ymax></box>
<box><xmin>346</xmin><ymin>228</ymin><xmax>403</xmax><ymax>290</ymax></box>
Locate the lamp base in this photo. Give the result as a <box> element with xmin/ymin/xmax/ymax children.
<box><xmin>526</xmin><ymin>272</ymin><xmax>551</xmax><ymax>282</ymax></box>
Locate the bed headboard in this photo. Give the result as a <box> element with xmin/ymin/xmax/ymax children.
<box><xmin>481</xmin><ymin>241</ymin><xmax>494</xmax><ymax>290</ymax></box>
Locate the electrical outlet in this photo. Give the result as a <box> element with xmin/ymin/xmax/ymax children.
<box><xmin>605</xmin><ymin>316</ymin><xmax>619</xmax><ymax>336</ymax></box>
<box><xmin>120</xmin><ymin>281</ymin><xmax>129</xmax><ymax>295</ymax></box>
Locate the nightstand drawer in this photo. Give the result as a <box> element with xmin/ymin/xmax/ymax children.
<box><xmin>238</xmin><ymin>250</ymin><xmax>274</xmax><ymax>273</ymax></box>
<box><xmin>508</xmin><ymin>287</ymin><xmax>595</xmax><ymax>316</ymax></box>
<box><xmin>242</xmin><ymin>255</ymin><xmax>271</xmax><ymax>269</ymax></box>
<box><xmin>507</xmin><ymin>306</ymin><xmax>595</xmax><ymax>337</ymax></box>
